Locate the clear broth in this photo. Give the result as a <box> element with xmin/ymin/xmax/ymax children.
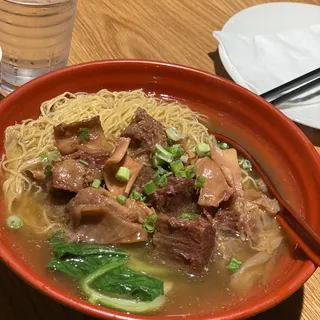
<box><xmin>3</xmin><ymin>196</ymin><xmax>290</xmax><ymax>317</ymax></box>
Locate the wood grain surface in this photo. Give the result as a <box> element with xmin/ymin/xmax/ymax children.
<box><xmin>1</xmin><ymin>0</ymin><xmax>320</xmax><ymax>320</ymax></box>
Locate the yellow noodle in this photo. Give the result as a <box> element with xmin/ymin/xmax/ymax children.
<box><xmin>1</xmin><ymin>89</ymin><xmax>217</xmax><ymax>234</ymax></box>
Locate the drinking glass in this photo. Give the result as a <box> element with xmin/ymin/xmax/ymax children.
<box><xmin>0</xmin><ymin>0</ymin><xmax>77</xmax><ymax>94</ymax></box>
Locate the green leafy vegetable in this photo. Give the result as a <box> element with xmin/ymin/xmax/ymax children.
<box><xmin>143</xmin><ymin>212</ymin><xmax>157</xmax><ymax>233</ymax></box>
<box><xmin>226</xmin><ymin>258</ymin><xmax>242</xmax><ymax>272</ymax></box>
<box><xmin>48</xmin><ymin>255</ymin><xmax>121</xmax><ymax>279</ymax></box>
<box><xmin>6</xmin><ymin>215</ymin><xmax>23</xmax><ymax>230</ymax></box>
<box><xmin>94</xmin><ymin>265</ymin><xmax>164</xmax><ymax>301</ymax></box>
<box><xmin>195</xmin><ymin>175</ymin><xmax>206</xmax><ymax>188</ymax></box>
<box><xmin>78</xmin><ymin>127</ymin><xmax>90</xmax><ymax>142</ymax></box>
<box><xmin>48</xmin><ymin>234</ymin><xmax>164</xmax><ymax>304</ymax></box>
<box><xmin>48</xmin><ymin>233</ymin><xmax>128</xmax><ymax>259</ymax></box>
<box><xmin>81</xmin><ymin>261</ymin><xmax>165</xmax><ymax>313</ymax></box>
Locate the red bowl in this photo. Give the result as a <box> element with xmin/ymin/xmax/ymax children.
<box><xmin>0</xmin><ymin>60</ymin><xmax>319</xmax><ymax>320</ymax></box>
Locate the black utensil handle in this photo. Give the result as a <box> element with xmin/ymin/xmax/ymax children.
<box><xmin>261</xmin><ymin>66</ymin><xmax>320</xmax><ymax>105</ymax></box>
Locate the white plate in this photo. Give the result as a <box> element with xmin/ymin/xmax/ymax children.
<box><xmin>218</xmin><ymin>2</ymin><xmax>320</xmax><ymax>129</ymax></box>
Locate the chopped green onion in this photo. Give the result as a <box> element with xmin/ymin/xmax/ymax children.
<box><xmin>154</xmin><ymin>167</ymin><xmax>171</xmax><ymax>187</ymax></box>
<box><xmin>195</xmin><ymin>175</ymin><xmax>206</xmax><ymax>188</ymax></box>
<box><xmin>91</xmin><ymin>179</ymin><xmax>101</xmax><ymax>189</ymax></box>
<box><xmin>6</xmin><ymin>215</ymin><xmax>23</xmax><ymax>230</ymax></box>
<box><xmin>170</xmin><ymin>160</ymin><xmax>184</xmax><ymax>174</ymax></box>
<box><xmin>179</xmin><ymin>213</ymin><xmax>196</xmax><ymax>220</ymax></box>
<box><xmin>44</xmin><ymin>165</ymin><xmax>52</xmax><ymax>178</ymax></box>
<box><xmin>130</xmin><ymin>190</ymin><xmax>142</xmax><ymax>200</ymax></box>
<box><xmin>116</xmin><ymin>194</ymin><xmax>127</xmax><ymax>205</ymax></box>
<box><xmin>166</xmin><ymin>144</ymin><xmax>184</xmax><ymax>158</ymax></box>
<box><xmin>143</xmin><ymin>180</ymin><xmax>157</xmax><ymax>195</ymax></box>
<box><xmin>79</xmin><ymin>159</ymin><xmax>89</xmax><ymax>167</ymax></box>
<box><xmin>152</xmin><ymin>156</ymin><xmax>166</xmax><ymax>168</ymax></box>
<box><xmin>129</xmin><ymin>190</ymin><xmax>147</xmax><ymax>202</ymax></box>
<box><xmin>115</xmin><ymin>166</ymin><xmax>131</xmax><ymax>182</ymax></box>
<box><xmin>180</xmin><ymin>155</ymin><xmax>189</xmax><ymax>163</ymax></box>
<box><xmin>195</xmin><ymin>143</ymin><xmax>211</xmax><ymax>157</ymax></box>
<box><xmin>175</xmin><ymin>171</ymin><xmax>187</xmax><ymax>178</ymax></box>
<box><xmin>241</xmin><ymin>159</ymin><xmax>252</xmax><ymax>171</ymax></box>
<box><xmin>40</xmin><ymin>152</ymin><xmax>49</xmax><ymax>162</ymax></box>
<box><xmin>155</xmin><ymin>174</ymin><xmax>168</xmax><ymax>187</ymax></box>
<box><xmin>185</xmin><ymin>165</ymin><xmax>196</xmax><ymax>178</ymax></box>
<box><xmin>155</xmin><ymin>144</ymin><xmax>174</xmax><ymax>163</ymax></box>
<box><xmin>166</xmin><ymin>127</ymin><xmax>182</xmax><ymax>142</ymax></box>
<box><xmin>143</xmin><ymin>212</ymin><xmax>157</xmax><ymax>233</ymax></box>
<box><xmin>78</xmin><ymin>127</ymin><xmax>90</xmax><ymax>142</ymax></box>
<box><xmin>226</xmin><ymin>258</ymin><xmax>242</xmax><ymax>272</ymax></box>
<box><xmin>49</xmin><ymin>151</ymin><xmax>60</xmax><ymax>162</ymax></box>
<box><xmin>167</xmin><ymin>138</ymin><xmax>173</xmax><ymax>146</ymax></box>
<box><xmin>40</xmin><ymin>151</ymin><xmax>60</xmax><ymax>163</ymax></box>
<box><xmin>155</xmin><ymin>166</ymin><xmax>167</xmax><ymax>177</ymax></box>
<box><xmin>219</xmin><ymin>142</ymin><xmax>229</xmax><ymax>150</ymax></box>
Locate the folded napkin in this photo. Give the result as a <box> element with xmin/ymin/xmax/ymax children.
<box><xmin>213</xmin><ymin>24</ymin><xmax>320</xmax><ymax>94</ymax></box>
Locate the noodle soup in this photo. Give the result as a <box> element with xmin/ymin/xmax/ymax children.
<box><xmin>1</xmin><ymin>90</ymin><xmax>287</xmax><ymax>316</ymax></box>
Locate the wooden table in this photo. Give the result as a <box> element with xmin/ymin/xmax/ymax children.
<box><xmin>1</xmin><ymin>0</ymin><xmax>319</xmax><ymax>319</ymax></box>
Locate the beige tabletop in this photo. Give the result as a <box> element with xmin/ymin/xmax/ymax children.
<box><xmin>1</xmin><ymin>0</ymin><xmax>320</xmax><ymax>319</ymax></box>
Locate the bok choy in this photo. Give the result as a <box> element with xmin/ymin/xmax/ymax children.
<box><xmin>47</xmin><ymin>234</ymin><xmax>165</xmax><ymax>313</ymax></box>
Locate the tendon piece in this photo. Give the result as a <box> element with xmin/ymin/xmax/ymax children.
<box><xmin>103</xmin><ymin>138</ymin><xmax>143</xmax><ymax>196</ymax></box>
<box><xmin>196</xmin><ymin>157</ymin><xmax>233</xmax><ymax>207</ymax></box>
<box><xmin>67</xmin><ymin>187</ymin><xmax>152</xmax><ymax>244</ymax></box>
<box><xmin>210</xmin><ymin>148</ymin><xmax>243</xmax><ymax>195</ymax></box>
<box><xmin>151</xmin><ymin>213</ymin><xmax>215</xmax><ymax>273</ymax></box>
<box><xmin>105</xmin><ymin>137</ymin><xmax>131</xmax><ymax>165</ymax></box>
<box><xmin>120</xmin><ymin>108</ymin><xmax>167</xmax><ymax>156</ymax></box>
<box><xmin>54</xmin><ymin>116</ymin><xmax>112</xmax><ymax>155</ymax></box>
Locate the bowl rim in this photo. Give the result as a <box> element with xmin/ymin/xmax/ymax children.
<box><xmin>0</xmin><ymin>59</ymin><xmax>317</xmax><ymax>320</ymax></box>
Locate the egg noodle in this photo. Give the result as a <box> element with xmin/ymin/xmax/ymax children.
<box><xmin>1</xmin><ymin>89</ymin><xmax>216</xmax><ymax>233</ymax></box>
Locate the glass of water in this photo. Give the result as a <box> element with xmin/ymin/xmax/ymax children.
<box><xmin>0</xmin><ymin>0</ymin><xmax>77</xmax><ymax>94</ymax></box>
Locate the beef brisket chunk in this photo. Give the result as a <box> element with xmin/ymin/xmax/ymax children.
<box><xmin>132</xmin><ymin>166</ymin><xmax>156</xmax><ymax>193</ymax></box>
<box><xmin>54</xmin><ymin>116</ymin><xmax>111</xmax><ymax>155</ymax></box>
<box><xmin>150</xmin><ymin>176</ymin><xmax>199</xmax><ymax>216</ymax></box>
<box><xmin>120</xmin><ymin>108</ymin><xmax>167</xmax><ymax>156</ymax></box>
<box><xmin>151</xmin><ymin>213</ymin><xmax>215</xmax><ymax>273</ymax></box>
